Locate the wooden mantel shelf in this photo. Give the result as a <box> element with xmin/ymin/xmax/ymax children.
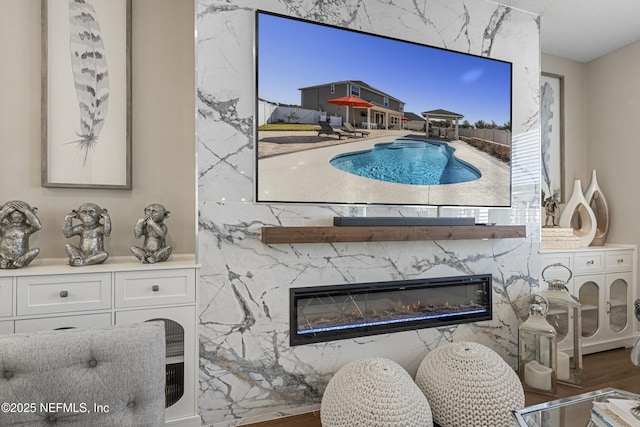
<box><xmin>261</xmin><ymin>225</ymin><xmax>527</xmax><ymax>244</ymax></box>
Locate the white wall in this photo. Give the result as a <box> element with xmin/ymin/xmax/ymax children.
<box><xmin>584</xmin><ymin>41</ymin><xmax>640</xmax><ymax>245</ymax></box>
<box><xmin>543</xmin><ymin>45</ymin><xmax>640</xmax><ymax>246</ymax></box>
<box><xmin>541</xmin><ymin>54</ymin><xmax>588</xmax><ymax>203</ymax></box>
<box><xmin>0</xmin><ymin>0</ymin><xmax>196</xmax><ymax>258</ymax></box>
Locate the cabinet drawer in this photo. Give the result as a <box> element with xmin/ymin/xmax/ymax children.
<box><xmin>606</xmin><ymin>251</ymin><xmax>634</xmax><ymax>272</ymax></box>
<box><xmin>572</xmin><ymin>252</ymin><xmax>604</xmax><ymax>275</ymax></box>
<box><xmin>541</xmin><ymin>254</ymin><xmax>573</xmax><ymax>275</ymax></box>
<box><xmin>115</xmin><ymin>269</ymin><xmax>195</xmax><ymax>308</ymax></box>
<box><xmin>0</xmin><ymin>321</ymin><xmax>13</xmax><ymax>335</ymax></box>
<box><xmin>14</xmin><ymin>313</ymin><xmax>111</xmax><ymax>333</ymax></box>
<box><xmin>16</xmin><ymin>273</ymin><xmax>111</xmax><ymax>315</ymax></box>
<box><xmin>0</xmin><ymin>278</ymin><xmax>12</xmax><ymax>317</ymax></box>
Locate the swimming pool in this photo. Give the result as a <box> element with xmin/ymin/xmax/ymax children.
<box><xmin>329</xmin><ymin>138</ymin><xmax>481</xmax><ymax>185</ymax></box>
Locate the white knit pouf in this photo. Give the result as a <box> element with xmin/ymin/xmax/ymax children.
<box><xmin>415</xmin><ymin>341</ymin><xmax>524</xmax><ymax>427</ymax></box>
<box><xmin>321</xmin><ymin>357</ymin><xmax>433</xmax><ymax>427</ymax></box>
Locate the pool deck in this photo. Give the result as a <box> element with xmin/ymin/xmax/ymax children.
<box><xmin>257</xmin><ymin>130</ymin><xmax>510</xmax><ymax>206</ymax></box>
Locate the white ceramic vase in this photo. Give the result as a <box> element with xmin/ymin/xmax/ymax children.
<box><xmin>583</xmin><ymin>170</ymin><xmax>609</xmax><ymax>246</ymax></box>
<box><xmin>559</xmin><ymin>180</ymin><xmax>597</xmax><ymax>247</ymax></box>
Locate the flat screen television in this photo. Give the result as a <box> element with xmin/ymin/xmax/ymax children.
<box><xmin>255</xmin><ymin>10</ymin><xmax>512</xmax><ymax>207</ymax></box>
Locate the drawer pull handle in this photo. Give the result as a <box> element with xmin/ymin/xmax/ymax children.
<box><xmin>152</xmin><ymin>285</ymin><xmax>160</xmax><ymax>292</ymax></box>
<box><xmin>59</xmin><ymin>290</ymin><xmax>68</xmax><ymax>298</ymax></box>
<box><xmin>587</xmin><ymin>260</ymin><xmax>594</xmax><ymax>265</ymax></box>
<box><xmin>618</xmin><ymin>258</ymin><xmax>624</xmax><ymax>263</ymax></box>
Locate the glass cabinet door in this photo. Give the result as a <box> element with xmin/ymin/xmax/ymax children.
<box><xmin>578</xmin><ymin>280</ymin><xmax>599</xmax><ymax>338</ymax></box>
<box><xmin>608</xmin><ymin>278</ymin><xmax>628</xmax><ymax>333</ymax></box>
<box><xmin>116</xmin><ymin>306</ymin><xmax>196</xmax><ymax>420</ymax></box>
<box><xmin>148</xmin><ymin>318</ymin><xmax>185</xmax><ymax>408</ymax></box>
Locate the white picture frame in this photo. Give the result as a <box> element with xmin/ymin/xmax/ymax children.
<box><xmin>540</xmin><ymin>72</ymin><xmax>564</xmax><ymax>202</ymax></box>
<box><xmin>41</xmin><ymin>0</ymin><xmax>131</xmax><ymax>189</ymax></box>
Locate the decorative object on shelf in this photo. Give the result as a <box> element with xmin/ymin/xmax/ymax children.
<box><xmin>541</xmin><ymin>263</ymin><xmax>583</xmax><ymax>386</ymax></box>
<box><xmin>543</xmin><ymin>194</ymin><xmax>560</xmax><ymax>227</ymax></box>
<box><xmin>131</xmin><ymin>204</ymin><xmax>172</xmax><ymax>264</ymax></box>
<box><xmin>541</xmin><ymin>227</ymin><xmax>579</xmax><ymax>249</ymax></box>
<box><xmin>333</xmin><ymin>216</ymin><xmax>475</xmax><ymax>227</ymax></box>
<box><xmin>0</xmin><ymin>200</ymin><xmax>42</xmax><ymax>269</ymax></box>
<box><xmin>584</xmin><ymin>170</ymin><xmax>610</xmax><ymax>246</ymax></box>
<box><xmin>559</xmin><ymin>179</ymin><xmax>597</xmax><ymax>247</ymax></box>
<box><xmin>415</xmin><ymin>341</ymin><xmax>524</xmax><ymax>426</ymax></box>
<box><xmin>518</xmin><ymin>298</ymin><xmax>558</xmax><ymax>396</ymax></box>
<box><xmin>321</xmin><ymin>357</ymin><xmax>432</xmax><ymax>427</ymax></box>
<box><xmin>63</xmin><ymin>203</ymin><xmax>111</xmax><ymax>266</ymax></box>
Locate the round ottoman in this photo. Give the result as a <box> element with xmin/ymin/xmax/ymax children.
<box><xmin>415</xmin><ymin>341</ymin><xmax>524</xmax><ymax>427</ymax></box>
<box><xmin>321</xmin><ymin>357</ymin><xmax>433</xmax><ymax>427</ymax></box>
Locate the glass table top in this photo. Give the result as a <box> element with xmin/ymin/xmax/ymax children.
<box><xmin>513</xmin><ymin>388</ymin><xmax>640</xmax><ymax>427</ymax></box>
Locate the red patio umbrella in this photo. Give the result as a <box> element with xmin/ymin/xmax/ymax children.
<box><xmin>327</xmin><ymin>95</ymin><xmax>374</xmax><ymax>129</ymax></box>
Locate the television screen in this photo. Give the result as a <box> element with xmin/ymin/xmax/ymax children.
<box><xmin>255</xmin><ymin>10</ymin><xmax>512</xmax><ymax>207</ymax></box>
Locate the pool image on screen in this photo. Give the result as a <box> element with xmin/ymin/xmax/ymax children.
<box><xmin>255</xmin><ymin>10</ymin><xmax>512</xmax><ymax>207</ymax></box>
<box><xmin>329</xmin><ymin>138</ymin><xmax>481</xmax><ymax>185</ymax></box>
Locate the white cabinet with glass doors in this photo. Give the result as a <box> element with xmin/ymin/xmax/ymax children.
<box><xmin>540</xmin><ymin>245</ymin><xmax>638</xmax><ymax>354</ymax></box>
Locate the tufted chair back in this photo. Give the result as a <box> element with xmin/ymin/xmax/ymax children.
<box><xmin>0</xmin><ymin>322</ymin><xmax>166</xmax><ymax>426</ymax></box>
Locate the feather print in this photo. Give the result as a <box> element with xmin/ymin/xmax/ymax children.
<box><xmin>540</xmin><ymin>81</ymin><xmax>554</xmax><ymax>195</ymax></box>
<box><xmin>68</xmin><ymin>0</ymin><xmax>109</xmax><ymax>166</ymax></box>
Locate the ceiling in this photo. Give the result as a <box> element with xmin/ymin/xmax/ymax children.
<box><xmin>496</xmin><ymin>0</ymin><xmax>640</xmax><ymax>63</ymax></box>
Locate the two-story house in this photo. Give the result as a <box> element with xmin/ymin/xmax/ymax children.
<box><xmin>299</xmin><ymin>80</ymin><xmax>405</xmax><ymax>129</ymax></box>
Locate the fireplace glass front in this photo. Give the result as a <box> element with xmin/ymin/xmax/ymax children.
<box><xmin>290</xmin><ymin>274</ymin><xmax>492</xmax><ymax>346</ymax></box>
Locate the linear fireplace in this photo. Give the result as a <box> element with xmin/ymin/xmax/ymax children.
<box><xmin>290</xmin><ymin>274</ymin><xmax>492</xmax><ymax>346</ymax></box>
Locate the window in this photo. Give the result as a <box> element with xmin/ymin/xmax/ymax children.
<box><xmin>351</xmin><ymin>85</ymin><xmax>360</xmax><ymax>97</ymax></box>
<box><xmin>383</xmin><ymin>97</ymin><xmax>389</xmax><ymax>107</ymax></box>
<box><xmin>330</xmin><ymin>85</ymin><xmax>335</xmax><ymax>94</ymax></box>
<box><xmin>399</xmin><ymin>103</ymin><xmax>404</xmax><ymax>112</ymax></box>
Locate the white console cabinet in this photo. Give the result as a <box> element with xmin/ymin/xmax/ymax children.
<box><xmin>0</xmin><ymin>255</ymin><xmax>199</xmax><ymax>427</ymax></box>
<box><xmin>540</xmin><ymin>245</ymin><xmax>638</xmax><ymax>354</ymax></box>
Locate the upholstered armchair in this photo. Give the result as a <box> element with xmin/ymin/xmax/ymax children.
<box><xmin>0</xmin><ymin>322</ymin><xmax>166</xmax><ymax>426</ymax></box>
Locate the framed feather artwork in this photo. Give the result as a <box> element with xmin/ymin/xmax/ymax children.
<box><xmin>540</xmin><ymin>72</ymin><xmax>565</xmax><ymax>204</ymax></box>
<box><xmin>41</xmin><ymin>0</ymin><xmax>131</xmax><ymax>189</ymax></box>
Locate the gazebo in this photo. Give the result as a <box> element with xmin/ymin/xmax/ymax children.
<box><xmin>421</xmin><ymin>109</ymin><xmax>464</xmax><ymax>140</ymax></box>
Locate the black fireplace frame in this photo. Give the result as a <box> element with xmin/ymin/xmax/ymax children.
<box><xmin>289</xmin><ymin>274</ymin><xmax>492</xmax><ymax>346</ymax></box>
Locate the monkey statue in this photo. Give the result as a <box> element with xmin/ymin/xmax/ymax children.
<box><xmin>63</xmin><ymin>202</ymin><xmax>111</xmax><ymax>266</ymax></box>
<box><xmin>131</xmin><ymin>203</ymin><xmax>172</xmax><ymax>264</ymax></box>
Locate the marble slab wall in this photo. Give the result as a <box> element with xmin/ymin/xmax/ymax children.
<box><xmin>196</xmin><ymin>1</ymin><xmax>541</xmax><ymax>425</ymax></box>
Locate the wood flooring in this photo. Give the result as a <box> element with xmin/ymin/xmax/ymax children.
<box><xmin>241</xmin><ymin>347</ymin><xmax>640</xmax><ymax>426</ymax></box>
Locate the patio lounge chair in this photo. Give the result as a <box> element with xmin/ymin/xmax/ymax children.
<box><xmin>343</xmin><ymin>122</ymin><xmax>370</xmax><ymax>137</ymax></box>
<box><xmin>317</xmin><ymin>121</ymin><xmax>350</xmax><ymax>139</ymax></box>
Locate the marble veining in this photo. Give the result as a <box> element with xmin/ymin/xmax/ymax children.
<box><xmin>196</xmin><ymin>0</ymin><xmax>540</xmax><ymax>425</ymax></box>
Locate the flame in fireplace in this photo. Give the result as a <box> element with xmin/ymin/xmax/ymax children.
<box><xmin>397</xmin><ymin>299</ymin><xmax>455</xmax><ymax>312</ymax></box>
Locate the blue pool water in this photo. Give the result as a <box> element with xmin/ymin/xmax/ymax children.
<box><xmin>329</xmin><ymin>138</ymin><xmax>481</xmax><ymax>185</ymax></box>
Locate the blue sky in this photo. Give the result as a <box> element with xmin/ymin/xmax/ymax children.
<box><xmin>257</xmin><ymin>12</ymin><xmax>512</xmax><ymax>126</ymax></box>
